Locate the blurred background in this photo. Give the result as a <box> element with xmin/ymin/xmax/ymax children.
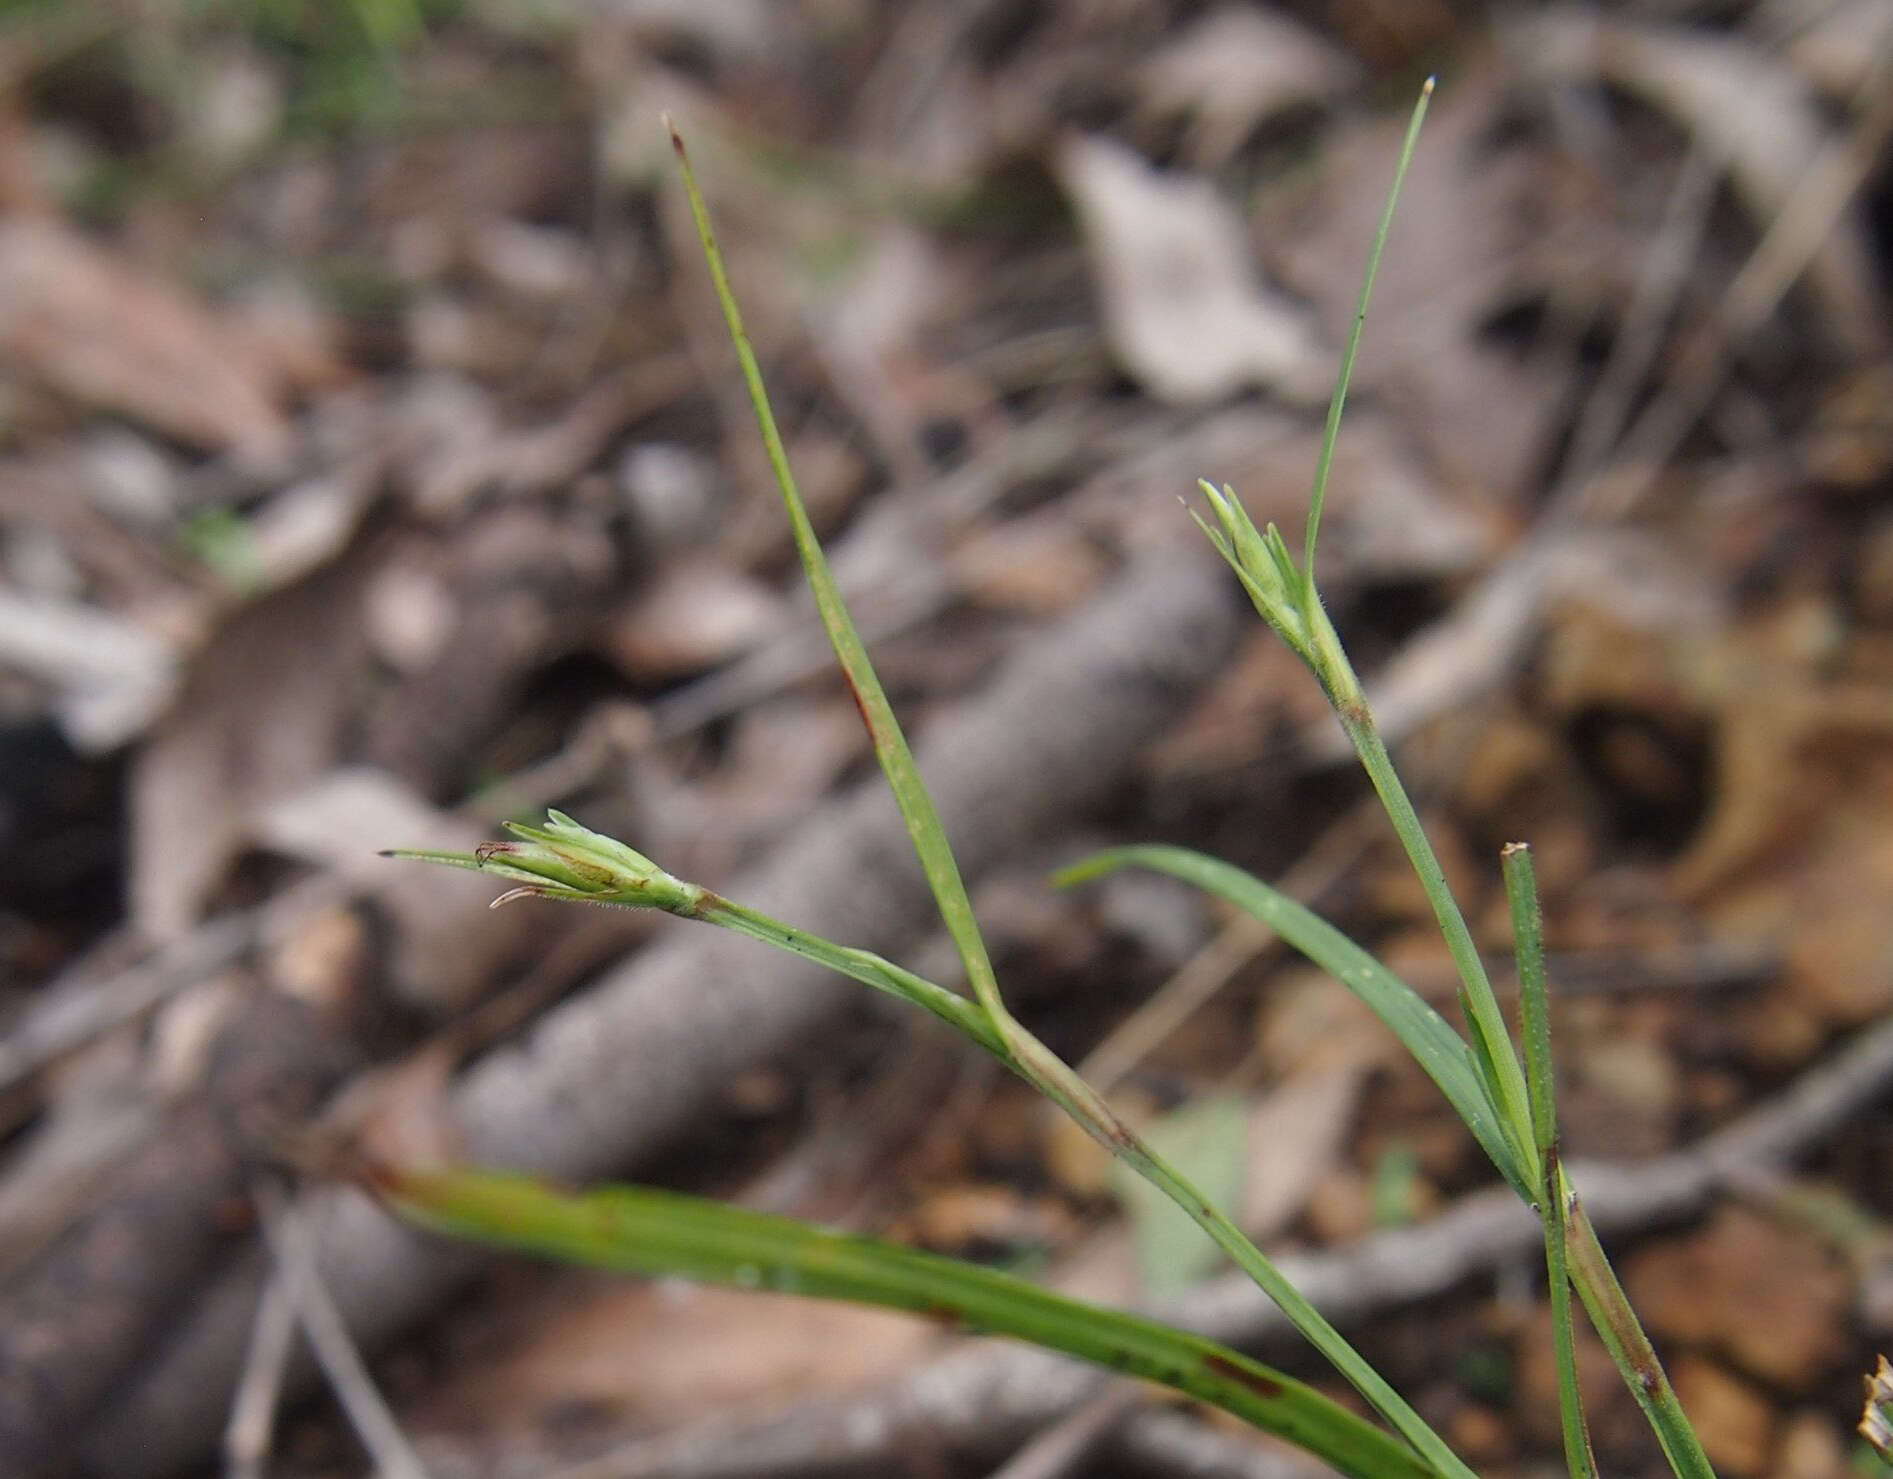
<box><xmin>0</xmin><ymin>1</ymin><xmax>1890</xmax><ymax>1476</ymax></box>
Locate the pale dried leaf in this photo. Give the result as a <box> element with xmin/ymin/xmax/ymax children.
<box><xmin>78</xmin><ymin>428</ymin><xmax>181</xmax><ymax>527</ymax></box>
<box><xmin>244</xmin><ymin>462</ymin><xmax>381</xmax><ymax>594</ymax></box>
<box><xmin>1864</xmin><ymin>1355</ymin><xmax>1893</xmax><ymax>1461</ymax></box>
<box><xmin>604</xmin><ymin>555</ymin><xmax>786</xmax><ymax>679</ymax></box>
<box><xmin>0</xmin><ymin>220</ymin><xmax>292</xmax><ymax>461</ymax></box>
<box><xmin>1784</xmin><ymin>0</ymin><xmax>1893</xmax><ymax>98</ymax></box>
<box><xmin>0</xmin><ymin>588</ymin><xmax>178</xmax><ymax>752</ymax></box>
<box><xmin>422</xmin><ymin>1282</ymin><xmax>936</xmax><ymax>1440</ymax></box>
<box><xmin>616</xmin><ymin>0</ymin><xmax>781</xmax><ymax>65</ymax></box>
<box><xmin>346</xmin><ymin>1042</ymin><xmax>463</xmax><ymax>1170</ymax></box>
<box><xmin>257</xmin><ymin>768</ymin><xmax>530</xmax><ymax>1013</ymax></box>
<box><xmin>1111</xmin><ymin>1094</ymin><xmax>1249</xmax><ymax>1295</ymax></box>
<box><xmin>128</xmin><ymin>556</ymin><xmax>373</xmax><ymax>939</ymax></box>
<box><xmin>1310</xmin><ymin>411</ymin><xmax>1496</xmax><ymax>579</ymax></box>
<box><xmin>468</xmin><ymin>218</ymin><xmax>593</xmax><ymax>300</ymax></box>
<box><xmin>1056</xmin><ymin>134</ymin><xmax>1326</xmax><ymax>406</ymax></box>
<box><xmin>363</xmin><ymin>562</ymin><xmax>459</xmax><ymax>674</ymax></box>
<box><xmin>948</xmin><ymin>515</ymin><xmax>1110</xmax><ymax>614</ymax></box>
<box><xmin>254</xmin><ymin>767</ymin><xmax>479</xmax><ymax>878</ymax></box>
<box><xmin>0</xmin><ymin>1032</ymin><xmax>155</xmax><ymax>1280</ymax></box>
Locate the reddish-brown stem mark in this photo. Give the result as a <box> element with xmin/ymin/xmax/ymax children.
<box><xmin>839</xmin><ymin>668</ymin><xmax>878</xmax><ymax>738</ymax></box>
<box><xmin>1202</xmin><ymin>1351</ymin><xmax>1284</xmax><ymax>1400</ymax></box>
<box><xmin>917</xmin><ymin>1303</ymin><xmax>969</xmax><ymax>1333</ymax></box>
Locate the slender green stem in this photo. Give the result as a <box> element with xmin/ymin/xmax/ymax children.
<box><xmin>968</xmin><ymin>1006</ymin><xmax>1474</xmax><ymax>1477</ymax></box>
<box><xmin>1343</xmin><ymin>706</ymin><xmax>1537</xmax><ymax>1183</ymax></box>
<box><xmin>1504</xmin><ymin>844</ymin><xmax>1597</xmax><ymax>1479</ymax></box>
<box><xmin>402</xmin><ymin>823</ymin><xmax>1469</xmax><ymax>1474</ymax></box>
<box><xmin>667</xmin><ymin>119</ymin><xmax>1008</xmax><ymax>1032</ymax></box>
<box><xmin>1542</xmin><ymin>1156</ymin><xmax>1596</xmax><ymax>1479</ymax></box>
<box><xmin>1565</xmin><ymin>1202</ymin><xmax>1717</xmax><ymax>1479</ymax></box>
<box><xmin>1187</xmin><ymin>73</ymin><xmax>1713</xmax><ymax>1477</ymax></box>
<box><xmin>694</xmin><ymin>892</ymin><xmax>1009</xmax><ymax>1059</ymax></box>
<box><xmin>1104</xmin><ymin>1124</ymin><xmax>1477</xmax><ymax>1479</ymax></box>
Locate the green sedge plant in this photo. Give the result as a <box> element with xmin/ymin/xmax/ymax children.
<box><xmin>374</xmin><ymin>85</ymin><xmax>1715</xmax><ymax>1478</ymax></box>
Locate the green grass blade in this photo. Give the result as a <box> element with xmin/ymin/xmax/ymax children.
<box><xmin>1058</xmin><ymin>845</ymin><xmax>1532</xmax><ymax>1200</ymax></box>
<box><xmin>1503</xmin><ymin>844</ymin><xmax>1597</xmax><ymax>1479</ymax></box>
<box><xmin>667</xmin><ymin>122</ymin><xmax>1005</xmax><ymax>1028</ymax></box>
<box><xmin>1303</xmin><ymin>78</ymin><xmax>1432</xmax><ymax>576</ymax></box>
<box><xmin>368</xmin><ymin>1163</ymin><xmax>1441</xmax><ymax>1479</ymax></box>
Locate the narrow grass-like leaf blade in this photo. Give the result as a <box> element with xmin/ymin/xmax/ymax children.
<box><xmin>372</xmin><ymin>1164</ymin><xmax>1439</xmax><ymax>1479</ymax></box>
<box><xmin>1058</xmin><ymin>845</ymin><xmax>1532</xmax><ymax>1199</ymax></box>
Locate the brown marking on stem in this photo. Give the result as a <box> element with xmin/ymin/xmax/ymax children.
<box><xmin>1090</xmin><ymin>1102</ymin><xmax>1138</xmax><ymax>1151</ymax></box>
<box><xmin>1543</xmin><ymin>1137</ymin><xmax>1564</xmax><ymax>1216</ymax></box>
<box><xmin>660</xmin><ymin>889</ymin><xmax>706</xmax><ymax>920</ymax></box>
<box><xmin>838</xmin><ymin>667</ymin><xmax>879</xmax><ymax>739</ymax></box>
<box><xmin>474</xmin><ymin>841</ymin><xmax>517</xmax><ymax>864</ymax></box>
<box><xmin>917</xmin><ymin>1303</ymin><xmax>969</xmax><ymax>1333</ymax></box>
<box><xmin>666</xmin><ymin>117</ymin><xmax>686</xmax><ymax>158</ymax></box>
<box><xmin>1203</xmin><ymin>1351</ymin><xmax>1284</xmax><ymax>1401</ymax></box>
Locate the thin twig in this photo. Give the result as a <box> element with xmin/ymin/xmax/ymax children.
<box><xmin>1555</xmin><ymin>139</ymin><xmax>1719</xmax><ymax>493</ymax></box>
<box><xmin>0</xmin><ymin>875</ymin><xmax>339</xmax><ymax>1103</ymax></box>
<box><xmin>223</xmin><ymin>1234</ymin><xmax>298</xmax><ymax>1479</ymax></box>
<box><xmin>1122</xmin><ymin>1407</ymin><xmax>1349</xmax><ymax>1479</ymax></box>
<box><xmin>252</xmin><ymin>1182</ymin><xmax>431</xmax><ymax>1479</ymax></box>
<box><xmin>984</xmin><ymin>1387</ymin><xmax>1141</xmax><ymax>1479</ymax></box>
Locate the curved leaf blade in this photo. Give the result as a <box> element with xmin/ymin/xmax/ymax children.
<box><xmin>1057</xmin><ymin>845</ymin><xmax>1532</xmax><ymax>1199</ymax></box>
<box><xmin>371</xmin><ymin>1162</ymin><xmax>1439</xmax><ymax>1479</ymax></box>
